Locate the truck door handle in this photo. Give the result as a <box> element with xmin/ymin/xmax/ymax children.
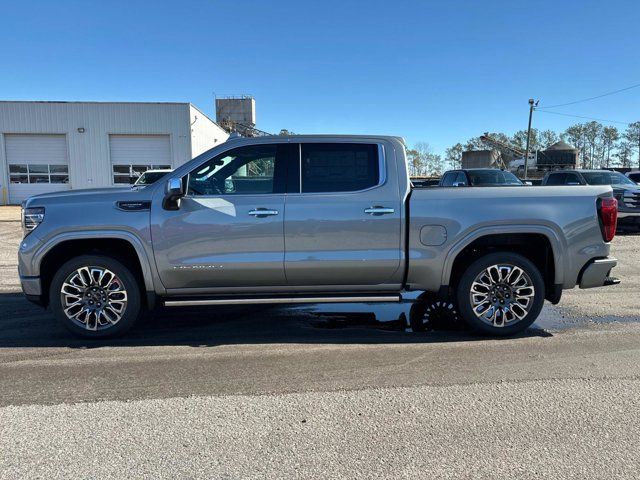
<box><xmin>364</xmin><ymin>206</ymin><xmax>395</xmax><ymax>216</ymax></box>
<box><xmin>248</xmin><ymin>208</ymin><xmax>279</xmax><ymax>217</ymax></box>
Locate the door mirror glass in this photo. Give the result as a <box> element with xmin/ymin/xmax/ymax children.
<box><xmin>163</xmin><ymin>177</ymin><xmax>185</xmax><ymax>210</ymax></box>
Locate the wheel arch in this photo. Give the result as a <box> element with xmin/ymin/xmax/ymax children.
<box><xmin>444</xmin><ymin>226</ymin><xmax>564</xmax><ymax>302</ymax></box>
<box><xmin>34</xmin><ymin>231</ymin><xmax>156</xmax><ymax>307</ymax></box>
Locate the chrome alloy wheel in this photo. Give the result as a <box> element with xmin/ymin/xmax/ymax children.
<box><xmin>60</xmin><ymin>266</ymin><xmax>128</xmax><ymax>331</ymax></box>
<box><xmin>469</xmin><ymin>264</ymin><xmax>535</xmax><ymax>327</ymax></box>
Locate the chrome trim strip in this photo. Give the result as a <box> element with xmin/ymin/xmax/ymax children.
<box><xmin>164</xmin><ymin>295</ymin><xmax>401</xmax><ymax>307</ymax></box>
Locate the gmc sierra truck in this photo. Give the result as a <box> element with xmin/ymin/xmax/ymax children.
<box><xmin>18</xmin><ymin>135</ymin><xmax>619</xmax><ymax>338</ymax></box>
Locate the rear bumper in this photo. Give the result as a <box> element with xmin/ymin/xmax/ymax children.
<box><xmin>579</xmin><ymin>257</ymin><xmax>618</xmax><ymax>289</ymax></box>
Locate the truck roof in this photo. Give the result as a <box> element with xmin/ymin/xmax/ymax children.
<box><xmin>552</xmin><ymin>169</ymin><xmax>619</xmax><ymax>173</ymax></box>
<box><xmin>225</xmin><ymin>134</ymin><xmax>406</xmax><ymax>144</ymax></box>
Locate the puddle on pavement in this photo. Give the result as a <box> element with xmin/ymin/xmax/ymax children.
<box><xmin>278</xmin><ymin>300</ymin><xmax>640</xmax><ymax>335</ymax></box>
<box><xmin>282</xmin><ymin>303</ymin><xmax>410</xmax><ymax>331</ymax></box>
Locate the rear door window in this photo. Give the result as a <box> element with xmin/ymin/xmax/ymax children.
<box><xmin>441</xmin><ymin>172</ymin><xmax>457</xmax><ymax>186</ymax></box>
<box><xmin>565</xmin><ymin>173</ymin><xmax>582</xmax><ymax>185</ymax></box>
<box><xmin>455</xmin><ymin>172</ymin><xmax>468</xmax><ymax>185</ymax></box>
<box><xmin>300</xmin><ymin>143</ymin><xmax>379</xmax><ymax>193</ymax></box>
<box><xmin>545</xmin><ymin>173</ymin><xmax>566</xmax><ymax>185</ymax></box>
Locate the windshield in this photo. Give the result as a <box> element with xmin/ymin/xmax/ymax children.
<box><xmin>467</xmin><ymin>170</ymin><xmax>523</xmax><ymax>186</ymax></box>
<box><xmin>135</xmin><ymin>171</ymin><xmax>170</xmax><ymax>185</ymax></box>
<box><xmin>581</xmin><ymin>171</ymin><xmax>636</xmax><ymax>186</ymax></box>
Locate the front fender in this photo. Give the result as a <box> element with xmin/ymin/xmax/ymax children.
<box><xmin>28</xmin><ymin>230</ymin><xmax>159</xmax><ymax>294</ymax></box>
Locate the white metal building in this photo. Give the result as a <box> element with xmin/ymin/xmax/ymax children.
<box><xmin>0</xmin><ymin>101</ymin><xmax>229</xmax><ymax>204</ymax></box>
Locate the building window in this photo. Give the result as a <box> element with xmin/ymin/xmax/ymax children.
<box><xmin>9</xmin><ymin>164</ymin><xmax>69</xmax><ymax>184</ymax></box>
<box><xmin>112</xmin><ymin>164</ymin><xmax>171</xmax><ymax>184</ymax></box>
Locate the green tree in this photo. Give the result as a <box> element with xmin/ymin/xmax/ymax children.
<box><xmin>445</xmin><ymin>143</ymin><xmax>464</xmax><ymax>169</ymax></box>
<box><xmin>405</xmin><ymin>148</ymin><xmax>422</xmax><ymax>177</ymax></box>
<box><xmin>406</xmin><ymin>142</ymin><xmax>438</xmax><ymax>177</ymax></box>
<box><xmin>539</xmin><ymin>130</ymin><xmax>559</xmax><ymax>149</ymax></box>
<box><xmin>614</xmin><ymin>141</ymin><xmax>634</xmax><ymax>168</ymax></box>
<box><xmin>601</xmin><ymin>126</ymin><xmax>619</xmax><ymax>168</ymax></box>
<box><xmin>563</xmin><ymin>124</ymin><xmax>587</xmax><ymax>168</ymax></box>
<box><xmin>624</xmin><ymin>122</ymin><xmax>640</xmax><ymax>168</ymax></box>
<box><xmin>512</xmin><ymin>129</ymin><xmax>540</xmax><ymax>152</ymax></box>
<box><xmin>583</xmin><ymin>121</ymin><xmax>604</xmax><ymax>168</ymax></box>
<box><xmin>428</xmin><ymin>153</ymin><xmax>444</xmax><ymax>176</ymax></box>
<box><xmin>463</xmin><ymin>137</ymin><xmax>484</xmax><ymax>151</ymax></box>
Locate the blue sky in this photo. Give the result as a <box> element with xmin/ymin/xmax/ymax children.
<box><xmin>1</xmin><ymin>0</ymin><xmax>639</xmax><ymax>154</ymax></box>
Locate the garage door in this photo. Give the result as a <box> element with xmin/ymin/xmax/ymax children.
<box><xmin>109</xmin><ymin>135</ymin><xmax>171</xmax><ymax>184</ymax></box>
<box><xmin>5</xmin><ymin>134</ymin><xmax>70</xmax><ymax>205</ymax></box>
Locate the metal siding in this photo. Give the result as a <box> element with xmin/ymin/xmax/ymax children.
<box><xmin>189</xmin><ymin>105</ymin><xmax>229</xmax><ymax>157</ymax></box>
<box><xmin>0</xmin><ymin>102</ymin><xmax>194</xmax><ymax>204</ymax></box>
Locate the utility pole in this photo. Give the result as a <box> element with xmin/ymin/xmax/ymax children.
<box><xmin>524</xmin><ymin>98</ymin><xmax>538</xmax><ymax>179</ymax></box>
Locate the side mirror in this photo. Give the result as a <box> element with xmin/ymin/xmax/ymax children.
<box><xmin>524</xmin><ymin>181</ymin><xmax>533</xmax><ymax>186</ymax></box>
<box><xmin>453</xmin><ymin>181</ymin><xmax>466</xmax><ymax>187</ymax></box>
<box><xmin>163</xmin><ymin>177</ymin><xmax>185</xmax><ymax>210</ymax></box>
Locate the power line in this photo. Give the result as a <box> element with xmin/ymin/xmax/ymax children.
<box><xmin>535</xmin><ymin>109</ymin><xmax>632</xmax><ymax>126</ymax></box>
<box><xmin>537</xmin><ymin>82</ymin><xmax>640</xmax><ymax>109</ymax></box>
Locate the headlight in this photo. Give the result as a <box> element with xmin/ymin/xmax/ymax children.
<box><xmin>22</xmin><ymin>207</ymin><xmax>45</xmax><ymax>236</ymax></box>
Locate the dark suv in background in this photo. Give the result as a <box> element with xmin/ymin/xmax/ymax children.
<box><xmin>542</xmin><ymin>169</ymin><xmax>640</xmax><ymax>229</ymax></box>
<box><xmin>439</xmin><ymin>168</ymin><xmax>524</xmax><ymax>187</ymax></box>
<box><xmin>627</xmin><ymin>171</ymin><xmax>640</xmax><ymax>184</ymax></box>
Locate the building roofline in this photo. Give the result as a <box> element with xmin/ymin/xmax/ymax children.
<box><xmin>0</xmin><ymin>100</ymin><xmax>191</xmax><ymax>106</ymax></box>
<box><xmin>188</xmin><ymin>103</ymin><xmax>225</xmax><ymax>130</ymax></box>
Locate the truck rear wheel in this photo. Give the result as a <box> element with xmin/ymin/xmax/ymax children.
<box><xmin>456</xmin><ymin>252</ymin><xmax>544</xmax><ymax>336</ymax></box>
<box><xmin>49</xmin><ymin>255</ymin><xmax>141</xmax><ymax>338</ymax></box>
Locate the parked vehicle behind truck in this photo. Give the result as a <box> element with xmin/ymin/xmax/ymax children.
<box><xmin>542</xmin><ymin>169</ymin><xmax>640</xmax><ymax>230</ymax></box>
<box><xmin>439</xmin><ymin>168</ymin><xmax>524</xmax><ymax>187</ymax></box>
<box><xmin>19</xmin><ymin>135</ymin><xmax>619</xmax><ymax>338</ymax></box>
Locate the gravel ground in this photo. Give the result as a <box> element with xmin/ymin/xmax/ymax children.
<box><xmin>0</xmin><ymin>208</ymin><xmax>21</xmax><ymax>293</ymax></box>
<box><xmin>2</xmin><ymin>378</ymin><xmax>639</xmax><ymax>479</ymax></box>
<box><xmin>0</xmin><ymin>206</ymin><xmax>19</xmax><ymax>222</ymax></box>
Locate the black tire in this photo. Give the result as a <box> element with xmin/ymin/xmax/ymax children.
<box><xmin>49</xmin><ymin>254</ymin><xmax>142</xmax><ymax>338</ymax></box>
<box><xmin>456</xmin><ymin>252</ymin><xmax>545</xmax><ymax>336</ymax></box>
<box><xmin>409</xmin><ymin>292</ymin><xmax>462</xmax><ymax>332</ymax></box>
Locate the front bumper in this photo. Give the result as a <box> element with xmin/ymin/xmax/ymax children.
<box><xmin>579</xmin><ymin>257</ymin><xmax>618</xmax><ymax>289</ymax></box>
<box><xmin>20</xmin><ymin>275</ymin><xmax>42</xmax><ymax>295</ymax></box>
<box><xmin>20</xmin><ymin>276</ymin><xmax>45</xmax><ymax>306</ymax></box>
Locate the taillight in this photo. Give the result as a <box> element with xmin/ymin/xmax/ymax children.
<box><xmin>598</xmin><ymin>197</ymin><xmax>618</xmax><ymax>242</ymax></box>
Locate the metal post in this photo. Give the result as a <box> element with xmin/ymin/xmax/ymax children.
<box><xmin>524</xmin><ymin>99</ymin><xmax>535</xmax><ymax>180</ymax></box>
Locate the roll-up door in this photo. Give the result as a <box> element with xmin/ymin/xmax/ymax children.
<box><xmin>5</xmin><ymin>134</ymin><xmax>69</xmax><ymax>204</ymax></box>
<box><xmin>109</xmin><ymin>134</ymin><xmax>171</xmax><ymax>184</ymax></box>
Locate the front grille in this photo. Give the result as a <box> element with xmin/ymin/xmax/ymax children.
<box><xmin>623</xmin><ymin>191</ymin><xmax>640</xmax><ymax>209</ymax></box>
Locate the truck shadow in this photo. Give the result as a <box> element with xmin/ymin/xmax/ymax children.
<box><xmin>0</xmin><ymin>292</ymin><xmax>552</xmax><ymax>349</ymax></box>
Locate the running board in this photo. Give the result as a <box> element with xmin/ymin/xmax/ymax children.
<box><xmin>163</xmin><ymin>295</ymin><xmax>401</xmax><ymax>307</ymax></box>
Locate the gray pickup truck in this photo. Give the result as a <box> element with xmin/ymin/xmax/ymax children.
<box><xmin>18</xmin><ymin>135</ymin><xmax>619</xmax><ymax>338</ymax></box>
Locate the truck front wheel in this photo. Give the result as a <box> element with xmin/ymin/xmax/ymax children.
<box><xmin>456</xmin><ymin>252</ymin><xmax>545</xmax><ymax>336</ymax></box>
<box><xmin>49</xmin><ymin>255</ymin><xmax>142</xmax><ymax>338</ymax></box>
